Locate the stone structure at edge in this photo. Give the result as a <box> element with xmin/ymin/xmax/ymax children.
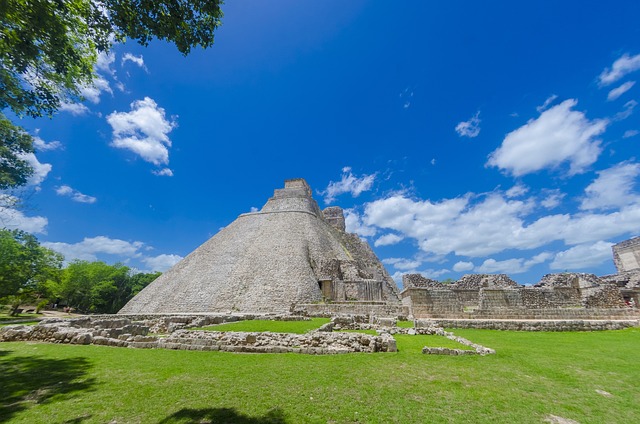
<box><xmin>120</xmin><ymin>179</ymin><xmax>402</xmax><ymax>315</ymax></box>
<box><xmin>612</xmin><ymin>236</ymin><xmax>640</xmax><ymax>273</ymax></box>
<box><xmin>401</xmin><ymin>272</ymin><xmax>640</xmax><ymax>320</ymax></box>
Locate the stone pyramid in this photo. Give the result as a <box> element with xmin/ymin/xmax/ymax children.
<box><xmin>119</xmin><ymin>179</ymin><xmax>400</xmax><ymax>314</ymax></box>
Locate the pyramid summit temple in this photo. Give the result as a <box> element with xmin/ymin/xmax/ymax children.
<box><xmin>119</xmin><ymin>179</ymin><xmax>402</xmax><ymax>315</ymax></box>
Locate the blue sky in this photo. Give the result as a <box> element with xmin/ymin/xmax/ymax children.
<box><xmin>3</xmin><ymin>1</ymin><xmax>640</xmax><ymax>285</ymax></box>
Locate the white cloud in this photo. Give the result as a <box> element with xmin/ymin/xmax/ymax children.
<box><xmin>623</xmin><ymin>129</ymin><xmax>639</xmax><ymax>138</ymax></box>
<box><xmin>142</xmin><ymin>254</ymin><xmax>182</xmax><ymax>272</ymax></box>
<box><xmin>607</xmin><ymin>81</ymin><xmax>635</xmax><ymax>101</ymax></box>
<box><xmin>455</xmin><ymin>111</ymin><xmax>481</xmax><ymax>138</ymax></box>
<box><xmin>599</xmin><ymin>53</ymin><xmax>640</xmax><ymax>86</ymax></box>
<box><xmin>106</xmin><ymin>97</ymin><xmax>177</xmax><ymax>166</ymax></box>
<box><xmin>33</xmin><ymin>136</ymin><xmax>62</xmax><ymax>151</ymax></box>
<box><xmin>43</xmin><ymin>236</ymin><xmax>144</xmax><ymax>262</ymax></box>
<box><xmin>361</xmin><ymin>182</ymin><xmax>640</xmax><ymax>259</ymax></box>
<box><xmin>487</xmin><ymin>99</ymin><xmax>606</xmax><ymax>176</ymax></box>
<box><xmin>476</xmin><ymin>258</ymin><xmax>527</xmax><ymax>274</ymax></box>
<box><xmin>79</xmin><ymin>76</ymin><xmax>112</xmax><ymax>104</ymax></box>
<box><xmin>122</xmin><ymin>53</ymin><xmax>148</xmax><ymax>72</ymax></box>
<box><xmin>453</xmin><ymin>261</ymin><xmax>474</xmax><ymax>272</ymax></box>
<box><xmin>321</xmin><ymin>167</ymin><xmax>375</xmax><ymax>204</ymax></box>
<box><xmin>55</xmin><ymin>185</ymin><xmax>97</xmax><ymax>204</ymax></box>
<box><xmin>344</xmin><ymin>208</ymin><xmax>376</xmax><ymax>237</ymax></box>
<box><xmin>536</xmin><ymin>94</ymin><xmax>558</xmax><ymax>112</ymax></box>
<box><xmin>580</xmin><ymin>162</ymin><xmax>640</xmax><ymax>211</ymax></box>
<box><xmin>374</xmin><ymin>233</ymin><xmax>404</xmax><ymax>247</ymax></box>
<box><xmin>152</xmin><ymin>168</ymin><xmax>174</xmax><ymax>177</ymax></box>
<box><xmin>540</xmin><ymin>190</ymin><xmax>565</xmax><ymax>209</ymax></box>
<box><xmin>59</xmin><ymin>102</ymin><xmax>90</xmax><ymax>116</ymax></box>
<box><xmin>0</xmin><ymin>195</ymin><xmax>48</xmax><ymax>234</ymax></box>
<box><xmin>250</xmin><ymin>206</ymin><xmax>259</xmax><ymax>212</ymax></box>
<box><xmin>96</xmin><ymin>51</ymin><xmax>116</xmax><ymax>75</ymax></box>
<box><xmin>19</xmin><ymin>152</ymin><xmax>52</xmax><ymax>187</ymax></box>
<box><xmin>420</xmin><ymin>269</ymin><xmax>450</xmax><ymax>279</ymax></box>
<box><xmin>55</xmin><ymin>186</ymin><xmax>73</xmax><ymax>196</ymax></box>
<box><xmin>382</xmin><ymin>257</ymin><xmax>422</xmax><ymax>271</ymax></box>
<box><xmin>550</xmin><ymin>241</ymin><xmax>613</xmax><ymax>270</ymax></box>
<box><xmin>614</xmin><ymin>100</ymin><xmax>637</xmax><ymax>121</ymax></box>
<box><xmin>476</xmin><ymin>252</ymin><xmax>551</xmax><ymax>274</ymax></box>
<box><xmin>505</xmin><ymin>184</ymin><xmax>528</xmax><ymax>198</ymax></box>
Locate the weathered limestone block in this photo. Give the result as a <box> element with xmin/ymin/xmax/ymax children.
<box><xmin>613</xmin><ymin>236</ymin><xmax>640</xmax><ymax>273</ymax></box>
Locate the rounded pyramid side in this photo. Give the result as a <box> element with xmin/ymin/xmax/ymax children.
<box><xmin>119</xmin><ymin>209</ymin><xmax>351</xmax><ymax>314</ymax></box>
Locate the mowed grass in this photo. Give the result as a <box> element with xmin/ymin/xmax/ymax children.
<box><xmin>0</xmin><ymin>313</ymin><xmax>40</xmax><ymax>322</ymax></box>
<box><xmin>1</xmin><ymin>328</ymin><xmax>639</xmax><ymax>423</ymax></box>
<box><xmin>0</xmin><ymin>321</ymin><xmax>39</xmax><ymax>327</ymax></box>
<box><xmin>195</xmin><ymin>318</ymin><xmax>330</xmax><ymax>334</ymax></box>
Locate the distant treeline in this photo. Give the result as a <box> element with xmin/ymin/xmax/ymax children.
<box><xmin>0</xmin><ymin>228</ymin><xmax>160</xmax><ymax>315</ymax></box>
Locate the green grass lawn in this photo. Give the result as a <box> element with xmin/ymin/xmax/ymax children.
<box><xmin>1</xmin><ymin>327</ymin><xmax>638</xmax><ymax>423</ymax></box>
<box><xmin>194</xmin><ymin>318</ymin><xmax>330</xmax><ymax>334</ymax></box>
<box><xmin>0</xmin><ymin>321</ymin><xmax>39</xmax><ymax>328</ymax></box>
<box><xmin>396</xmin><ymin>320</ymin><xmax>414</xmax><ymax>328</ymax></box>
<box><xmin>0</xmin><ymin>313</ymin><xmax>40</xmax><ymax>322</ymax></box>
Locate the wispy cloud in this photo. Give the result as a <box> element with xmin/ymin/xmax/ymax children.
<box><xmin>20</xmin><ymin>152</ymin><xmax>52</xmax><ymax>187</ymax></box>
<box><xmin>476</xmin><ymin>252</ymin><xmax>552</xmax><ymax>274</ymax></box>
<box><xmin>455</xmin><ymin>111</ymin><xmax>481</xmax><ymax>138</ymax></box>
<box><xmin>96</xmin><ymin>51</ymin><xmax>116</xmax><ymax>75</ymax></box>
<box><xmin>607</xmin><ymin>81</ymin><xmax>635</xmax><ymax>101</ymax></box>
<box><xmin>122</xmin><ymin>53</ymin><xmax>148</xmax><ymax>72</ymax></box>
<box><xmin>599</xmin><ymin>53</ymin><xmax>640</xmax><ymax>86</ymax></box>
<box><xmin>536</xmin><ymin>94</ymin><xmax>558</xmax><ymax>112</ymax></box>
<box><xmin>152</xmin><ymin>168</ymin><xmax>174</xmax><ymax>177</ymax></box>
<box><xmin>79</xmin><ymin>76</ymin><xmax>112</xmax><ymax>104</ymax></box>
<box><xmin>580</xmin><ymin>161</ymin><xmax>640</xmax><ymax>211</ymax></box>
<box><xmin>505</xmin><ymin>184</ymin><xmax>528</xmax><ymax>198</ymax></box>
<box><xmin>321</xmin><ymin>167</ymin><xmax>376</xmax><ymax>204</ymax></box>
<box><xmin>58</xmin><ymin>102</ymin><xmax>90</xmax><ymax>116</ymax></box>
<box><xmin>614</xmin><ymin>99</ymin><xmax>637</xmax><ymax>121</ymax></box>
<box><xmin>55</xmin><ymin>185</ymin><xmax>97</xmax><ymax>204</ymax></box>
<box><xmin>33</xmin><ymin>136</ymin><xmax>62</xmax><ymax>151</ymax></box>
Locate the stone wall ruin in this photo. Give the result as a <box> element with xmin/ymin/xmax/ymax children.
<box><xmin>401</xmin><ymin>273</ymin><xmax>640</xmax><ymax>319</ymax></box>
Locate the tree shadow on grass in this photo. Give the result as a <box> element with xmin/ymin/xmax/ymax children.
<box><xmin>0</xmin><ymin>349</ymin><xmax>95</xmax><ymax>422</ymax></box>
<box><xmin>159</xmin><ymin>407</ymin><xmax>287</xmax><ymax>424</ymax></box>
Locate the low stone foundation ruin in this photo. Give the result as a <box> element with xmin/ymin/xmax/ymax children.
<box><xmin>401</xmin><ymin>273</ymin><xmax>640</xmax><ymax>320</ymax></box>
<box><xmin>0</xmin><ymin>314</ymin><xmax>508</xmax><ymax>357</ymax></box>
<box><xmin>0</xmin><ymin>315</ymin><xmax>398</xmax><ymax>354</ymax></box>
<box><xmin>425</xmin><ymin>318</ymin><xmax>639</xmax><ymax>331</ymax></box>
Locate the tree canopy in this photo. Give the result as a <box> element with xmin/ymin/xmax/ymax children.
<box><xmin>0</xmin><ymin>228</ymin><xmax>63</xmax><ymax>299</ymax></box>
<box><xmin>0</xmin><ymin>114</ymin><xmax>34</xmax><ymax>189</ymax></box>
<box><xmin>0</xmin><ymin>228</ymin><xmax>161</xmax><ymax>314</ymax></box>
<box><xmin>0</xmin><ymin>0</ymin><xmax>224</xmax><ymax>188</ymax></box>
<box><xmin>47</xmin><ymin>260</ymin><xmax>161</xmax><ymax>313</ymax></box>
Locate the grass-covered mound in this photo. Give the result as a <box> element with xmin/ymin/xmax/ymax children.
<box><xmin>1</xmin><ymin>327</ymin><xmax>638</xmax><ymax>423</ymax></box>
